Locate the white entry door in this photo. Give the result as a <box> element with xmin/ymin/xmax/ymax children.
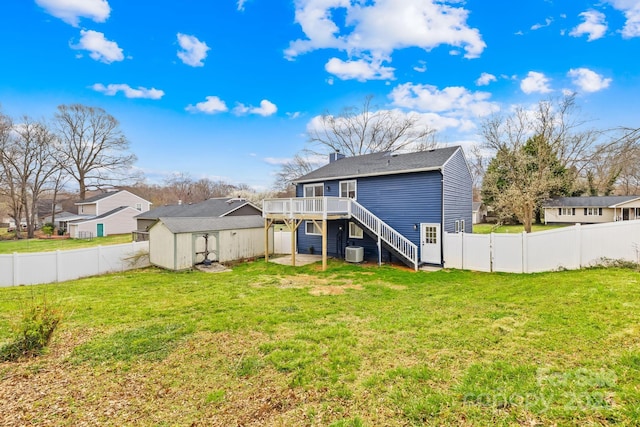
<box><xmin>420</xmin><ymin>223</ymin><xmax>441</xmax><ymax>264</ymax></box>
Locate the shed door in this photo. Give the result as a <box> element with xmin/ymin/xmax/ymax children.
<box><xmin>420</xmin><ymin>223</ymin><xmax>441</xmax><ymax>264</ymax></box>
<box><xmin>97</xmin><ymin>223</ymin><xmax>104</xmax><ymax>237</ymax></box>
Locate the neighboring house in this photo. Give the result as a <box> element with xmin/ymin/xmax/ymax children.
<box><xmin>543</xmin><ymin>196</ymin><xmax>640</xmax><ymax>224</ymax></box>
<box><xmin>65</xmin><ymin>190</ymin><xmax>152</xmax><ymax>238</ymax></box>
<box><xmin>135</xmin><ymin>197</ymin><xmax>261</xmax><ymax>235</ymax></box>
<box><xmin>472</xmin><ymin>202</ymin><xmax>487</xmax><ymax>224</ymax></box>
<box><xmin>148</xmin><ymin>216</ymin><xmax>272</xmax><ymax>270</ymax></box>
<box><xmin>263</xmin><ymin>146</ymin><xmax>473</xmax><ymax>270</ymax></box>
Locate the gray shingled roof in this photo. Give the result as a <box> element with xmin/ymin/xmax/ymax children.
<box><xmin>544</xmin><ymin>196</ymin><xmax>640</xmax><ymax>208</ymax></box>
<box><xmin>76</xmin><ymin>190</ymin><xmax>124</xmax><ymax>204</ymax></box>
<box><xmin>293</xmin><ymin>146</ymin><xmax>461</xmax><ymax>184</ymax></box>
<box><xmin>136</xmin><ymin>198</ymin><xmax>258</xmax><ymax>220</ymax></box>
<box><xmin>68</xmin><ymin>206</ymin><xmax>134</xmax><ymax>223</ymax></box>
<box><xmin>157</xmin><ymin>215</ymin><xmax>264</xmax><ymax>233</ymax></box>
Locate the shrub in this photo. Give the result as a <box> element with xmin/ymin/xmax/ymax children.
<box><xmin>0</xmin><ymin>299</ymin><xmax>62</xmax><ymax>362</ymax></box>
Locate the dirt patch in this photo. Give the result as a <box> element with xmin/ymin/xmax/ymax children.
<box><xmin>195</xmin><ymin>263</ymin><xmax>231</xmax><ymax>273</ymax></box>
<box><xmin>308</xmin><ymin>284</ymin><xmax>364</xmax><ymax>296</ymax></box>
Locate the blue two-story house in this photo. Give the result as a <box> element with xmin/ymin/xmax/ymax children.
<box><xmin>263</xmin><ymin>146</ymin><xmax>472</xmax><ymax>270</ymax></box>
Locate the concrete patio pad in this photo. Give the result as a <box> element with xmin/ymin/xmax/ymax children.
<box><xmin>269</xmin><ymin>254</ymin><xmax>323</xmax><ymax>266</ymax></box>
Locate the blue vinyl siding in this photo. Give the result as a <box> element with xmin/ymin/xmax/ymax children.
<box><xmin>442</xmin><ymin>148</ymin><xmax>473</xmax><ymax>233</ymax></box>
<box><xmin>291</xmin><ymin>147</ymin><xmax>472</xmax><ymax>266</ymax></box>
<box><xmin>296</xmin><ymin>171</ymin><xmax>443</xmax><ymax>262</ymax></box>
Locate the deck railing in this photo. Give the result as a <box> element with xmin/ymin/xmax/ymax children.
<box><xmin>349</xmin><ymin>200</ymin><xmax>418</xmax><ymax>271</ymax></box>
<box><xmin>263</xmin><ymin>197</ymin><xmax>350</xmax><ymax>218</ymax></box>
<box><xmin>263</xmin><ymin>197</ymin><xmax>418</xmax><ymax>270</ymax></box>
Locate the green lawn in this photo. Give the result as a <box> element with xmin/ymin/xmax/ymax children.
<box><xmin>473</xmin><ymin>223</ymin><xmax>570</xmax><ymax>234</ymax></box>
<box><xmin>0</xmin><ymin>233</ymin><xmax>133</xmax><ymax>254</ymax></box>
<box><xmin>1</xmin><ymin>261</ymin><xmax>639</xmax><ymax>426</ymax></box>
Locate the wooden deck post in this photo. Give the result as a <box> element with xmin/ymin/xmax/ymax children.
<box><xmin>264</xmin><ymin>219</ymin><xmax>272</xmax><ymax>263</ymax></box>
<box><xmin>291</xmin><ymin>219</ymin><xmax>296</xmax><ymax>266</ymax></box>
<box><xmin>322</xmin><ymin>218</ymin><xmax>327</xmax><ymax>271</ymax></box>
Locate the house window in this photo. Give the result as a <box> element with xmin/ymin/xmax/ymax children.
<box><xmin>340</xmin><ymin>180</ymin><xmax>357</xmax><ymax>199</ymax></box>
<box><xmin>460</xmin><ymin>219</ymin><xmax>465</xmax><ymax>233</ymax></box>
<box><xmin>305</xmin><ymin>221</ymin><xmax>321</xmax><ymax>235</ymax></box>
<box><xmin>348</xmin><ymin>222</ymin><xmax>363</xmax><ymax>239</ymax></box>
<box><xmin>455</xmin><ymin>220</ymin><xmax>460</xmax><ymax>233</ymax></box>
<box><xmin>635</xmin><ymin>208</ymin><xmax>640</xmax><ymax>218</ymax></box>
<box><xmin>561</xmin><ymin>208</ymin><xmax>574</xmax><ymax>216</ymax></box>
<box><xmin>585</xmin><ymin>208</ymin><xmax>602</xmax><ymax>216</ymax></box>
<box><xmin>135</xmin><ymin>203</ymin><xmax>142</xmax><ymax>211</ymax></box>
<box><xmin>304</xmin><ymin>183</ymin><xmax>324</xmax><ymax>198</ymax></box>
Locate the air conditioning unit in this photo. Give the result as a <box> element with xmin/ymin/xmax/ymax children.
<box><xmin>345</xmin><ymin>246</ymin><xmax>364</xmax><ymax>263</ymax></box>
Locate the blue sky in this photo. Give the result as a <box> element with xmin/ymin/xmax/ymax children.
<box><xmin>0</xmin><ymin>1</ymin><xmax>638</xmax><ymax>191</ymax></box>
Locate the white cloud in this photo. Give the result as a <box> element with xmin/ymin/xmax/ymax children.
<box><xmin>569</xmin><ymin>10</ymin><xmax>608</xmax><ymax>41</ymax></box>
<box><xmin>36</xmin><ymin>0</ymin><xmax>110</xmax><ymax>26</ymax></box>
<box><xmin>263</xmin><ymin>157</ymin><xmax>291</xmax><ymax>165</ymax></box>
<box><xmin>531</xmin><ymin>17</ymin><xmax>553</xmax><ymax>30</ymax></box>
<box><xmin>92</xmin><ymin>83</ymin><xmax>164</xmax><ymax>99</ymax></box>
<box><xmin>285</xmin><ymin>0</ymin><xmax>485</xmax><ymax>81</ymax></box>
<box><xmin>413</xmin><ymin>60</ymin><xmax>427</xmax><ymax>73</ymax></box>
<box><xmin>186</xmin><ymin>96</ymin><xmax>229</xmax><ymax>114</ymax></box>
<box><xmin>287</xmin><ymin>111</ymin><xmax>302</xmax><ymax>119</ymax></box>
<box><xmin>567</xmin><ymin>68</ymin><xmax>612</xmax><ymax>92</ymax></box>
<box><xmin>72</xmin><ymin>30</ymin><xmax>124</xmax><ymax>63</ymax></box>
<box><xmin>325</xmin><ymin>57</ymin><xmax>395</xmax><ymax>81</ymax></box>
<box><xmin>177</xmin><ymin>33</ymin><xmax>210</xmax><ymax>67</ymax></box>
<box><xmin>237</xmin><ymin>0</ymin><xmax>248</xmax><ymax>11</ymax></box>
<box><xmin>233</xmin><ymin>100</ymin><xmax>278</xmax><ymax>117</ymax></box>
<box><xmin>389</xmin><ymin>83</ymin><xmax>499</xmax><ymax>119</ymax></box>
<box><xmin>606</xmin><ymin>0</ymin><xmax>640</xmax><ymax>38</ymax></box>
<box><xmin>520</xmin><ymin>71</ymin><xmax>553</xmax><ymax>94</ymax></box>
<box><xmin>476</xmin><ymin>72</ymin><xmax>497</xmax><ymax>86</ymax></box>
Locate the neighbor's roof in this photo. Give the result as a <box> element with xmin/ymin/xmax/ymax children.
<box><xmin>136</xmin><ymin>198</ymin><xmax>260</xmax><ymax>220</ymax></box>
<box><xmin>293</xmin><ymin>146</ymin><xmax>461</xmax><ymax>184</ymax></box>
<box><xmin>544</xmin><ymin>196</ymin><xmax>640</xmax><ymax>208</ymax></box>
<box><xmin>156</xmin><ymin>215</ymin><xmax>264</xmax><ymax>233</ymax></box>
<box><xmin>75</xmin><ymin>189</ymin><xmax>148</xmax><ymax>205</ymax></box>
<box><xmin>472</xmin><ymin>202</ymin><xmax>483</xmax><ymax>211</ymax></box>
<box><xmin>68</xmin><ymin>206</ymin><xmax>136</xmax><ymax>223</ymax></box>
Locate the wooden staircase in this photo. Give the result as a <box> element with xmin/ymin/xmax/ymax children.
<box><xmin>349</xmin><ymin>200</ymin><xmax>418</xmax><ymax>271</ymax></box>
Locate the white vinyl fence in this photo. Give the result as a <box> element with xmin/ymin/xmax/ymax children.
<box><xmin>273</xmin><ymin>230</ymin><xmax>293</xmax><ymax>254</ymax></box>
<box><xmin>444</xmin><ymin>220</ymin><xmax>640</xmax><ymax>273</ymax></box>
<box><xmin>0</xmin><ymin>241</ymin><xmax>150</xmax><ymax>287</ymax></box>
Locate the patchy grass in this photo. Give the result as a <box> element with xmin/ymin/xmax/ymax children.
<box><xmin>1</xmin><ymin>261</ymin><xmax>640</xmax><ymax>425</ymax></box>
<box><xmin>473</xmin><ymin>223</ymin><xmax>570</xmax><ymax>234</ymax></box>
<box><xmin>0</xmin><ymin>233</ymin><xmax>132</xmax><ymax>254</ymax></box>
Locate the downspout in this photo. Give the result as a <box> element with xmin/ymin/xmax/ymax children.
<box><xmin>440</xmin><ymin>170</ymin><xmax>445</xmax><ymax>267</ymax></box>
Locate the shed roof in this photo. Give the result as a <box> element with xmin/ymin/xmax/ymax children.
<box><xmin>293</xmin><ymin>146</ymin><xmax>460</xmax><ymax>184</ymax></box>
<box><xmin>157</xmin><ymin>215</ymin><xmax>265</xmax><ymax>234</ymax></box>
<box><xmin>543</xmin><ymin>196</ymin><xmax>640</xmax><ymax>208</ymax></box>
<box><xmin>136</xmin><ymin>198</ymin><xmax>259</xmax><ymax>220</ymax></box>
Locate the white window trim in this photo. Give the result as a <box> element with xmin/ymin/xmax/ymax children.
<box><xmin>303</xmin><ymin>183</ymin><xmax>324</xmax><ymax>198</ymax></box>
<box><xmin>305</xmin><ymin>221</ymin><xmax>321</xmax><ymax>235</ymax></box>
<box><xmin>348</xmin><ymin>222</ymin><xmax>363</xmax><ymax>239</ymax></box>
<box><xmin>339</xmin><ymin>180</ymin><xmax>357</xmax><ymax>199</ymax></box>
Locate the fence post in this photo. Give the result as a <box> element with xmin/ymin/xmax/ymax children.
<box><xmin>575</xmin><ymin>223</ymin><xmax>582</xmax><ymax>268</ymax></box>
<box><xmin>489</xmin><ymin>232</ymin><xmax>494</xmax><ymax>273</ymax></box>
<box><xmin>12</xmin><ymin>252</ymin><xmax>18</xmax><ymax>286</ymax></box>
<box><xmin>56</xmin><ymin>250</ymin><xmax>61</xmax><ymax>283</ymax></box>
<box><xmin>522</xmin><ymin>231</ymin><xmax>528</xmax><ymax>274</ymax></box>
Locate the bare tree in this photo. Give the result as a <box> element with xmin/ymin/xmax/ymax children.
<box><xmin>274</xmin><ymin>96</ymin><xmax>437</xmax><ymax>191</ymax></box>
<box><xmin>54</xmin><ymin>104</ymin><xmax>137</xmax><ymax>199</ymax></box>
<box><xmin>0</xmin><ymin>116</ymin><xmax>60</xmax><ymax>238</ymax></box>
<box><xmin>272</xmin><ymin>154</ymin><xmax>315</xmax><ymax>194</ymax></box>
<box><xmin>480</xmin><ymin>95</ymin><xmax>595</xmax><ymax>231</ymax></box>
<box><xmin>307</xmin><ymin>95</ymin><xmax>436</xmax><ymax>156</ymax></box>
